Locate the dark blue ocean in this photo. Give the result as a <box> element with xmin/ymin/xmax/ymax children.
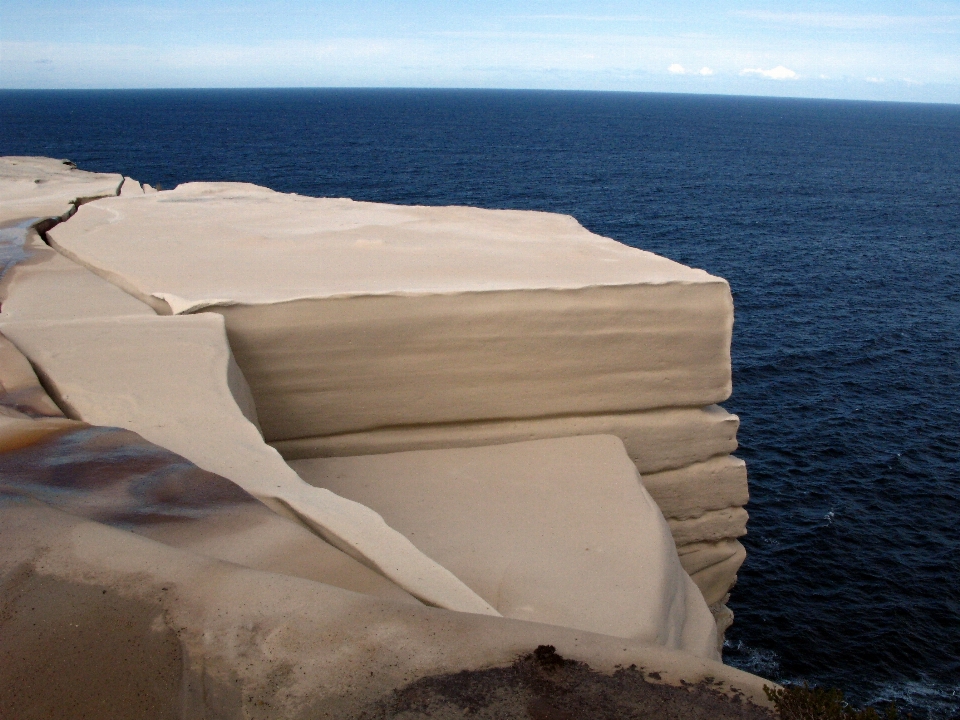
<box><xmin>2</xmin><ymin>88</ymin><xmax>958</xmax><ymax>717</ymax></box>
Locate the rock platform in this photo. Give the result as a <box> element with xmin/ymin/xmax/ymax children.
<box><xmin>0</xmin><ymin>157</ymin><xmax>762</xmax><ymax>718</ymax></box>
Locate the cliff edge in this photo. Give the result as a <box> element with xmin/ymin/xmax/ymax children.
<box><xmin>0</xmin><ymin>157</ymin><xmax>763</xmax><ymax>718</ymax></box>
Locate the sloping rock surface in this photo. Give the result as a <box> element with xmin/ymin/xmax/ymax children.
<box><xmin>0</xmin><ymin>157</ymin><xmax>762</xmax><ymax>713</ymax></box>
<box><xmin>0</xmin><ymin>315</ymin><xmax>497</xmax><ymax>615</ymax></box>
<box><xmin>0</xmin><ymin>501</ymin><xmax>773</xmax><ymax>720</ymax></box>
<box><xmin>0</xmin><ymin>420</ymin><xmax>419</xmax><ymax>604</ymax></box>
<box><xmin>292</xmin><ymin>435</ymin><xmax>717</xmax><ymax>655</ymax></box>
<box><xmin>0</xmin><ymin>156</ymin><xmax>122</xmax><ymax>225</ymax></box>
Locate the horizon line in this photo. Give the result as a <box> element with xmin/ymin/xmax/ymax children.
<box><xmin>2</xmin><ymin>85</ymin><xmax>958</xmax><ymax>107</ymax></box>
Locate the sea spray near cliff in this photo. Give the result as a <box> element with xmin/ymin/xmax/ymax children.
<box><xmin>2</xmin><ymin>89</ymin><xmax>959</xmax><ymax>718</ymax></box>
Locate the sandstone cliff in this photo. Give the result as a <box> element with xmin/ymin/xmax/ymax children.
<box><xmin>0</xmin><ymin>157</ymin><xmax>762</xmax><ymax>718</ymax></box>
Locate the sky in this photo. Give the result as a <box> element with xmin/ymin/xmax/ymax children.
<box><xmin>2</xmin><ymin>1</ymin><xmax>959</xmax><ymax>103</ymax></box>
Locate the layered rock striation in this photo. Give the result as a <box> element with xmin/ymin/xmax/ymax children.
<box><xmin>0</xmin><ymin>157</ymin><xmax>759</xmax><ymax>716</ymax></box>
<box><xmin>45</xmin><ymin>180</ymin><xmax>749</xmax><ymax>625</ymax></box>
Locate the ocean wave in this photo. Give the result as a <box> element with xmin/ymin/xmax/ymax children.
<box><xmin>867</xmin><ymin>679</ymin><xmax>960</xmax><ymax>719</ymax></box>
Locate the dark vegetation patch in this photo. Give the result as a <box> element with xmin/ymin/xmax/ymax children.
<box><xmin>766</xmin><ymin>684</ymin><xmax>911</xmax><ymax>720</ymax></box>
<box><xmin>360</xmin><ymin>645</ymin><xmax>776</xmax><ymax>720</ymax></box>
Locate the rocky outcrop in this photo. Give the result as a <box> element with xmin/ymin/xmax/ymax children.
<box><xmin>44</xmin><ymin>180</ymin><xmax>749</xmax><ymax>626</ymax></box>
<box><xmin>0</xmin><ymin>501</ymin><xmax>772</xmax><ymax>719</ymax></box>
<box><xmin>0</xmin><ymin>157</ymin><xmax>155</xmax><ymax>321</ymax></box>
<box><xmin>0</xmin><ymin>156</ymin><xmax>123</xmax><ymax>225</ymax></box>
<box><xmin>290</xmin><ymin>436</ymin><xmax>716</xmax><ymax>654</ymax></box>
<box><xmin>0</xmin><ymin>157</ymin><xmax>760</xmax><ymax>716</ymax></box>
<box><xmin>1</xmin><ymin>314</ymin><xmax>497</xmax><ymax>616</ymax></box>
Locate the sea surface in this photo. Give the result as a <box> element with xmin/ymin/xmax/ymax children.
<box><xmin>2</xmin><ymin>88</ymin><xmax>959</xmax><ymax>718</ymax></box>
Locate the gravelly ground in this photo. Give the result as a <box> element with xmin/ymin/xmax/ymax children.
<box><xmin>360</xmin><ymin>646</ymin><xmax>776</xmax><ymax>720</ymax></box>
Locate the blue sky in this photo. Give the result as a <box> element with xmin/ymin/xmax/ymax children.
<box><xmin>2</xmin><ymin>1</ymin><xmax>959</xmax><ymax>102</ymax></box>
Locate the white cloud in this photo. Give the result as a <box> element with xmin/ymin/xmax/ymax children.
<box><xmin>731</xmin><ymin>11</ymin><xmax>960</xmax><ymax>31</ymax></box>
<box><xmin>741</xmin><ymin>65</ymin><xmax>798</xmax><ymax>80</ymax></box>
<box><xmin>668</xmin><ymin>64</ymin><xmax>714</xmax><ymax>77</ymax></box>
<box><xmin>3</xmin><ymin>32</ymin><xmax>958</xmax><ymax>103</ymax></box>
<box><xmin>513</xmin><ymin>15</ymin><xmax>656</xmax><ymax>23</ymax></box>
<box><xmin>865</xmin><ymin>77</ymin><xmax>884</xmax><ymax>83</ymax></box>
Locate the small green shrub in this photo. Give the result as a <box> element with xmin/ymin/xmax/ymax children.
<box><xmin>765</xmin><ymin>684</ymin><xmax>908</xmax><ymax>720</ymax></box>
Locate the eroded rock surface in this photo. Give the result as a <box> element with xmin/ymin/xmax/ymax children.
<box><xmin>0</xmin><ymin>156</ymin><xmax>122</xmax><ymax>225</ymax></box>
<box><xmin>45</xmin><ymin>180</ymin><xmax>749</xmax><ymax>627</ymax></box>
<box><xmin>0</xmin><ymin>314</ymin><xmax>497</xmax><ymax>615</ymax></box>
<box><xmin>0</xmin><ymin>157</ymin><xmax>761</xmax><ymax>715</ymax></box>
<box><xmin>0</xmin><ymin>501</ymin><xmax>773</xmax><ymax>720</ymax></box>
<box><xmin>360</xmin><ymin>645</ymin><xmax>774</xmax><ymax>720</ymax></box>
<box><xmin>0</xmin><ymin>418</ymin><xmax>419</xmax><ymax>603</ymax></box>
<box><xmin>292</xmin><ymin>435</ymin><xmax>717</xmax><ymax>656</ymax></box>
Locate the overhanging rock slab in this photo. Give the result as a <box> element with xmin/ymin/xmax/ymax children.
<box><xmin>47</xmin><ymin>183</ymin><xmax>734</xmax><ymax>440</ymax></box>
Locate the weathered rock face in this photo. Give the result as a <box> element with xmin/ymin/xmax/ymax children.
<box><xmin>1</xmin><ymin>314</ymin><xmax>499</xmax><ymax>617</ymax></box>
<box><xmin>46</xmin><ymin>184</ymin><xmax>733</xmax><ymax>428</ymax></box>
<box><xmin>0</xmin><ymin>502</ymin><xmax>773</xmax><ymax>720</ymax></box>
<box><xmin>45</xmin><ymin>180</ymin><xmax>749</xmax><ymax>626</ymax></box>
<box><xmin>2</xmin><ymin>310</ymin><xmax>718</xmax><ymax>654</ymax></box>
<box><xmin>0</xmin><ymin>421</ymin><xmax>420</xmax><ymax>605</ymax></box>
<box><xmin>0</xmin><ymin>156</ymin><xmax>123</xmax><ymax>225</ymax></box>
<box><xmin>0</xmin><ymin>346</ymin><xmax>765</xmax><ymax>715</ymax></box>
<box><xmin>0</xmin><ymin>157</ymin><xmax>759</xmax><ymax>716</ymax></box>
<box><xmin>291</xmin><ymin>436</ymin><xmax>717</xmax><ymax>655</ymax></box>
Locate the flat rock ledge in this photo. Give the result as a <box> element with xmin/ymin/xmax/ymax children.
<box><xmin>0</xmin><ymin>157</ymin><xmax>765</xmax><ymax>718</ymax></box>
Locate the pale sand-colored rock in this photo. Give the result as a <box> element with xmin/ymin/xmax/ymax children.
<box><xmin>0</xmin><ymin>156</ymin><xmax>122</xmax><ymax>224</ymax></box>
<box><xmin>0</xmin><ymin>412</ymin><xmax>80</xmax><ymax>453</ymax></box>
<box><xmin>712</xmin><ymin>600</ymin><xmax>736</xmax><ymax>639</ymax></box>
<box><xmin>0</xmin><ymin>160</ymin><xmax>745</xmax><ymax>696</ymax></box>
<box><xmin>689</xmin><ymin>546</ymin><xmax>748</xmax><ymax>607</ymax></box>
<box><xmin>275</xmin><ymin>403</ymin><xmax>739</xmax><ymax>475</ymax></box>
<box><xmin>678</xmin><ymin>540</ymin><xmax>747</xmax><ymax>606</ymax></box>
<box><xmin>47</xmin><ymin>183</ymin><xmax>733</xmax><ymax>438</ymax></box>
<box><xmin>50</xmin><ymin>182</ymin><xmax>728</xmax><ymax>305</ymax></box>
<box><xmin>140</xmin><ymin>503</ymin><xmax>421</xmax><ymax>605</ymax></box>
<box><xmin>668</xmin><ymin>507</ymin><xmax>749</xmax><ymax>546</ymax></box>
<box><xmin>0</xmin><ymin>329</ymin><xmax>79</xmax><ymax>449</ymax></box>
<box><xmin>216</xmin><ymin>288</ymin><xmax>732</xmax><ymax>439</ymax></box>
<box><xmin>119</xmin><ymin>176</ymin><xmax>144</xmax><ymax>196</ymax></box>
<box><xmin>641</xmin><ymin>455</ymin><xmax>749</xmax><ymax>520</ymax></box>
<box><xmin>0</xmin><ymin>502</ymin><xmax>773</xmax><ymax>719</ymax></box>
<box><xmin>290</xmin><ymin>435</ymin><xmax>717</xmax><ymax>657</ymax></box>
<box><xmin>0</xmin><ymin>226</ymin><xmax>155</xmax><ymax>321</ymax></box>
<box><xmin>0</xmin><ymin>157</ymin><xmax>145</xmax><ymax>323</ymax></box>
<box><xmin>0</xmin><ymin>313</ymin><xmax>497</xmax><ymax>615</ymax></box>
<box><xmin>0</xmin><ymin>331</ymin><xmax>64</xmax><ymax>417</ymax></box>
<box><xmin>0</xmin><ymin>416</ymin><xmax>418</xmax><ymax>606</ymax></box>
<box><xmin>678</xmin><ymin>538</ymin><xmax>747</xmax><ymax>576</ymax></box>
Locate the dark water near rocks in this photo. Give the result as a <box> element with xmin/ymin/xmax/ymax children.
<box><xmin>2</xmin><ymin>88</ymin><xmax>959</xmax><ymax>717</ymax></box>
